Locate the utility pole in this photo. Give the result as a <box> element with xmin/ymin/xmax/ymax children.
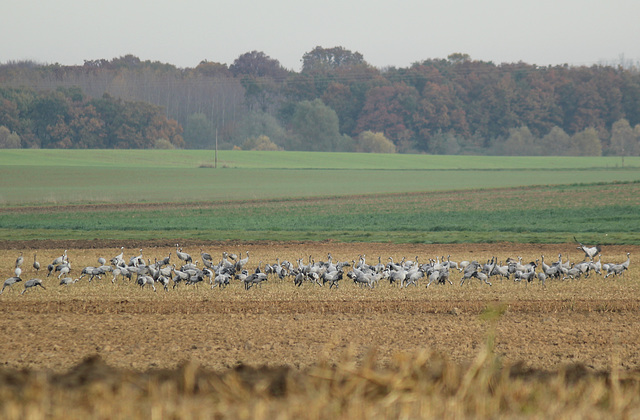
<box><xmin>214</xmin><ymin>128</ymin><xmax>218</xmax><ymax>169</ymax></box>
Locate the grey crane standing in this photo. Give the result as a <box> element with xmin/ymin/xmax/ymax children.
<box><xmin>15</xmin><ymin>252</ymin><xmax>24</xmax><ymax>269</ymax></box>
<box><xmin>200</xmin><ymin>248</ymin><xmax>213</xmax><ymax>262</ymax></box>
<box><xmin>33</xmin><ymin>252</ymin><xmax>40</xmax><ymax>274</ymax></box>
<box><xmin>111</xmin><ymin>247</ymin><xmax>125</xmax><ymax>266</ymax></box>
<box><xmin>235</xmin><ymin>251</ymin><xmax>250</xmax><ymax>271</ymax></box>
<box><xmin>176</xmin><ymin>244</ymin><xmax>192</xmax><ymax>264</ymax></box>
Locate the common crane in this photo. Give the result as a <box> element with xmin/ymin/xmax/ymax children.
<box><xmin>574</xmin><ymin>237</ymin><xmax>601</xmax><ymax>261</ymax></box>
<box><xmin>59</xmin><ymin>277</ymin><xmax>78</xmax><ymax>286</ymax></box>
<box><xmin>622</xmin><ymin>252</ymin><xmax>631</xmax><ymax>271</ymax></box>
<box><xmin>426</xmin><ymin>268</ymin><xmax>451</xmax><ymax>287</ymax></box>
<box><xmin>348</xmin><ymin>267</ymin><xmax>376</xmax><ymax>288</ymax></box>
<box><xmin>21</xmin><ymin>278</ymin><xmax>46</xmax><ymax>294</ymax></box>
<box><xmin>293</xmin><ymin>270</ymin><xmax>305</xmax><ymax>287</ymax></box>
<box><xmin>372</xmin><ymin>256</ymin><xmax>385</xmax><ymax>273</ymax></box>
<box><xmin>572</xmin><ymin>261</ymin><xmax>592</xmax><ymax>277</ymax></box>
<box><xmin>235</xmin><ymin>251</ymin><xmax>250</xmax><ymax>271</ymax></box>
<box><xmin>589</xmin><ymin>255</ymin><xmax>602</xmax><ymax>275</ymax></box>
<box><xmin>111</xmin><ymin>247</ymin><xmax>125</xmax><ymax>266</ymax></box>
<box><xmin>51</xmin><ymin>250</ymin><xmax>67</xmax><ymax>266</ymax></box>
<box><xmin>403</xmin><ymin>266</ymin><xmax>425</xmax><ymax>287</ymax></box>
<box><xmin>160</xmin><ymin>253</ymin><xmax>171</xmax><ymax>266</ymax></box>
<box><xmin>15</xmin><ymin>252</ymin><xmax>24</xmax><ymax>268</ymax></box>
<box><xmin>564</xmin><ymin>265</ymin><xmax>582</xmax><ymax>280</ymax></box>
<box><xmin>605</xmin><ymin>253</ymin><xmax>631</xmax><ymax>278</ymax></box>
<box><xmin>129</xmin><ymin>249</ymin><xmax>144</xmax><ymax>267</ymax></box>
<box><xmin>537</xmin><ymin>272</ymin><xmax>547</xmax><ymax>286</ymax></box>
<box><xmin>461</xmin><ymin>260</ymin><xmax>493</xmax><ymax>286</ymax></box>
<box><xmin>605</xmin><ymin>264</ymin><xmax>627</xmax><ymax>278</ymax></box>
<box><xmin>514</xmin><ymin>269</ymin><xmax>537</xmax><ymax>283</ymax></box>
<box><xmin>137</xmin><ymin>275</ymin><xmax>157</xmax><ymax>292</ymax></box>
<box><xmin>443</xmin><ymin>255</ymin><xmax>460</xmax><ymax>271</ymax></box>
<box><xmin>33</xmin><ymin>253</ymin><xmax>40</xmax><ymax>274</ymax></box>
<box><xmin>540</xmin><ymin>255</ymin><xmax>550</xmax><ymax>273</ymax></box>
<box><xmin>156</xmin><ymin>275</ymin><xmax>170</xmax><ymax>291</ymax></box>
<box><xmin>321</xmin><ymin>269</ymin><xmax>343</xmax><ymax>289</ymax></box>
<box><xmin>56</xmin><ymin>261</ymin><xmax>72</xmax><ymax>279</ymax></box>
<box><xmin>171</xmin><ymin>265</ymin><xmax>190</xmax><ymax>288</ymax></box>
<box><xmin>175</xmin><ymin>245</ymin><xmax>192</xmax><ymax>264</ymax></box>
<box><xmin>200</xmin><ymin>248</ymin><xmax>213</xmax><ymax>262</ymax></box>
<box><xmin>244</xmin><ymin>272</ymin><xmax>268</xmax><ymax>289</ymax></box>
<box><xmin>79</xmin><ymin>266</ymin><xmax>107</xmax><ymax>282</ymax></box>
<box><xmin>111</xmin><ymin>266</ymin><xmax>132</xmax><ymax>283</ymax></box>
<box><xmin>1</xmin><ymin>277</ymin><xmax>22</xmax><ymax>294</ymax></box>
<box><xmin>212</xmin><ymin>273</ymin><xmax>231</xmax><ymax>288</ymax></box>
<box><xmin>492</xmin><ymin>262</ymin><xmax>511</xmax><ymax>281</ymax></box>
<box><xmin>388</xmin><ymin>266</ymin><xmax>407</xmax><ymax>287</ymax></box>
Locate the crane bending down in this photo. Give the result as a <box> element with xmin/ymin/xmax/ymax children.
<box><xmin>59</xmin><ymin>277</ymin><xmax>78</xmax><ymax>286</ymax></box>
<box><xmin>21</xmin><ymin>278</ymin><xmax>46</xmax><ymax>294</ymax></box>
<box><xmin>1</xmin><ymin>277</ymin><xmax>22</xmax><ymax>294</ymax></box>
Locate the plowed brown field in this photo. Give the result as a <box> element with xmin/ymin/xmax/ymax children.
<box><xmin>1</xmin><ymin>241</ymin><xmax>638</xmax><ymax>376</ymax></box>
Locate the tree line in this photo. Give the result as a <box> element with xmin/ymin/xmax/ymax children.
<box><xmin>1</xmin><ymin>48</ymin><xmax>639</xmax><ymax>155</ymax></box>
<box><xmin>0</xmin><ymin>86</ymin><xmax>183</xmax><ymax>149</ymax></box>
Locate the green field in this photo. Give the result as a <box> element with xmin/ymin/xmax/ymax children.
<box><xmin>2</xmin><ymin>149</ymin><xmax>637</xmax><ymax>170</ymax></box>
<box><xmin>1</xmin><ymin>150</ymin><xmax>639</xmax><ymax>244</ymax></box>
<box><xmin>1</xmin><ymin>150</ymin><xmax>639</xmax><ymax>205</ymax></box>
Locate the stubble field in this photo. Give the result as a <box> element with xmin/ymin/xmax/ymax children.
<box><xmin>1</xmin><ymin>242</ymin><xmax>639</xmax><ymax>418</ymax></box>
<box><xmin>0</xmin><ymin>241</ymin><xmax>637</xmax><ymax>372</ymax></box>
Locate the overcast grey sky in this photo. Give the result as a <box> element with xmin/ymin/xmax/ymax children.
<box><xmin>3</xmin><ymin>0</ymin><xmax>639</xmax><ymax>70</ymax></box>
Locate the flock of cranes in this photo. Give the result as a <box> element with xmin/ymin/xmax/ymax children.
<box><xmin>0</xmin><ymin>240</ymin><xmax>633</xmax><ymax>295</ymax></box>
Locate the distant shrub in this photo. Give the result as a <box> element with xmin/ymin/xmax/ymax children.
<box><xmin>242</xmin><ymin>135</ymin><xmax>281</xmax><ymax>151</ymax></box>
<box><xmin>153</xmin><ymin>138</ymin><xmax>175</xmax><ymax>149</ymax></box>
<box><xmin>356</xmin><ymin>131</ymin><xmax>396</xmax><ymax>153</ymax></box>
<box><xmin>0</xmin><ymin>126</ymin><xmax>21</xmax><ymax>149</ymax></box>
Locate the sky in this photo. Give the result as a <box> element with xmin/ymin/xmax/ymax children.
<box><xmin>3</xmin><ymin>0</ymin><xmax>640</xmax><ymax>71</ymax></box>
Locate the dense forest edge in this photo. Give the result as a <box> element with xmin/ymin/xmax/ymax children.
<box><xmin>1</xmin><ymin>48</ymin><xmax>640</xmax><ymax>156</ymax></box>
